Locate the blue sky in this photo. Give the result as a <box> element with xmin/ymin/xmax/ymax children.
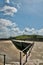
<box><xmin>0</xmin><ymin>0</ymin><xmax>43</xmax><ymax>38</ymax></box>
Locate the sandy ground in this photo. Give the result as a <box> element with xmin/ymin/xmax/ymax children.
<box><xmin>0</xmin><ymin>40</ymin><xmax>43</xmax><ymax>65</ymax></box>
<box><xmin>0</xmin><ymin>40</ymin><xmax>21</xmax><ymax>63</ymax></box>
<box><xmin>25</xmin><ymin>41</ymin><xmax>43</xmax><ymax>65</ymax></box>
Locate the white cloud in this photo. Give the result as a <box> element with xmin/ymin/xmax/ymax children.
<box><xmin>11</xmin><ymin>27</ymin><xmax>20</xmax><ymax>32</ymax></box>
<box><xmin>23</xmin><ymin>27</ymin><xmax>43</xmax><ymax>35</ymax></box>
<box><xmin>0</xmin><ymin>19</ymin><xmax>12</xmax><ymax>38</ymax></box>
<box><xmin>0</xmin><ymin>19</ymin><xmax>43</xmax><ymax>38</ymax></box>
<box><xmin>0</xmin><ymin>26</ymin><xmax>10</xmax><ymax>38</ymax></box>
<box><xmin>0</xmin><ymin>19</ymin><xmax>21</xmax><ymax>38</ymax></box>
<box><xmin>24</xmin><ymin>28</ymin><xmax>35</xmax><ymax>32</ymax></box>
<box><xmin>0</xmin><ymin>5</ymin><xmax>17</xmax><ymax>16</ymax></box>
<box><xmin>38</xmin><ymin>29</ymin><xmax>43</xmax><ymax>35</ymax></box>
<box><xmin>17</xmin><ymin>3</ymin><xmax>22</xmax><ymax>9</ymax></box>
<box><xmin>0</xmin><ymin>19</ymin><xmax>12</xmax><ymax>26</ymax></box>
<box><xmin>5</xmin><ymin>0</ymin><xmax>10</xmax><ymax>3</ymax></box>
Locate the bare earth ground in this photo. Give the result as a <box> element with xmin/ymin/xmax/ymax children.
<box><xmin>26</xmin><ymin>41</ymin><xmax>43</xmax><ymax>65</ymax></box>
<box><xmin>0</xmin><ymin>40</ymin><xmax>21</xmax><ymax>63</ymax></box>
<box><xmin>0</xmin><ymin>40</ymin><xmax>43</xmax><ymax>65</ymax></box>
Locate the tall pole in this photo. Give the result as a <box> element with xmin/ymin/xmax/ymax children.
<box><xmin>4</xmin><ymin>55</ymin><xmax>6</xmax><ymax>65</ymax></box>
<box><xmin>26</xmin><ymin>52</ymin><xmax>27</xmax><ymax>62</ymax></box>
<box><xmin>20</xmin><ymin>52</ymin><xmax>22</xmax><ymax>65</ymax></box>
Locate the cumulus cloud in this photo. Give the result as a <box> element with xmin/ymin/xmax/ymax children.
<box><xmin>0</xmin><ymin>19</ymin><xmax>43</xmax><ymax>38</ymax></box>
<box><xmin>0</xmin><ymin>19</ymin><xmax>12</xmax><ymax>26</ymax></box>
<box><xmin>0</xmin><ymin>19</ymin><xmax>21</xmax><ymax>38</ymax></box>
<box><xmin>0</xmin><ymin>5</ymin><xmax>17</xmax><ymax>16</ymax></box>
<box><xmin>24</xmin><ymin>28</ymin><xmax>35</xmax><ymax>32</ymax></box>
<box><xmin>23</xmin><ymin>27</ymin><xmax>35</xmax><ymax>35</ymax></box>
<box><xmin>38</xmin><ymin>29</ymin><xmax>43</xmax><ymax>35</ymax></box>
<box><xmin>23</xmin><ymin>27</ymin><xmax>43</xmax><ymax>35</ymax></box>
<box><xmin>0</xmin><ymin>28</ymin><xmax>10</xmax><ymax>38</ymax></box>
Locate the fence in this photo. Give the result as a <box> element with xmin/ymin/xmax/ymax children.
<box><xmin>0</xmin><ymin>42</ymin><xmax>34</xmax><ymax>65</ymax></box>
<box><xmin>19</xmin><ymin>43</ymin><xmax>34</xmax><ymax>65</ymax></box>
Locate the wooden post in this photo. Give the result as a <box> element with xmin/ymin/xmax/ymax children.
<box><xmin>4</xmin><ymin>55</ymin><xmax>6</xmax><ymax>65</ymax></box>
<box><xmin>26</xmin><ymin>52</ymin><xmax>27</xmax><ymax>62</ymax></box>
<box><xmin>20</xmin><ymin>52</ymin><xmax>22</xmax><ymax>65</ymax></box>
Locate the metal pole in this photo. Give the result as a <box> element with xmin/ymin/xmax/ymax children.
<box><xmin>4</xmin><ymin>55</ymin><xmax>6</xmax><ymax>65</ymax></box>
<box><xmin>20</xmin><ymin>52</ymin><xmax>22</xmax><ymax>65</ymax></box>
